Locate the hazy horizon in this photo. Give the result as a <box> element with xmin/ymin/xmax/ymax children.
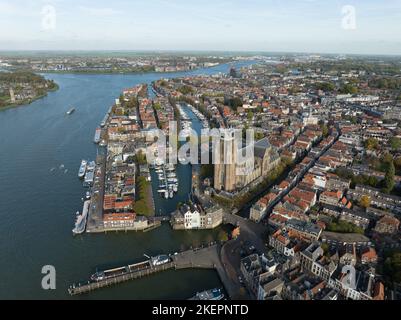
<box><xmin>1</xmin><ymin>49</ymin><xmax>401</xmax><ymax>58</ymax></box>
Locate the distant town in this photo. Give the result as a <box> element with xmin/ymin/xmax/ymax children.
<box><xmin>66</xmin><ymin>53</ymin><xmax>401</xmax><ymax>300</ymax></box>
<box><xmin>0</xmin><ymin>52</ymin><xmax>242</xmax><ymax>74</ymax></box>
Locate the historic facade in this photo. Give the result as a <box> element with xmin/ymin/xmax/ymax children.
<box><xmin>214</xmin><ymin>129</ymin><xmax>280</xmax><ymax>192</ymax></box>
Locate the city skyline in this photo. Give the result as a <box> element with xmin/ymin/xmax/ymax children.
<box><xmin>0</xmin><ymin>0</ymin><xmax>401</xmax><ymax>55</ymax></box>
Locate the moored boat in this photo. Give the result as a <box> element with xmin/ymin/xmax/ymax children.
<box><xmin>189</xmin><ymin>288</ymin><xmax>224</xmax><ymax>301</ymax></box>
<box><xmin>83</xmin><ymin>170</ymin><xmax>94</xmax><ymax>187</ymax></box>
<box><xmin>87</xmin><ymin>161</ymin><xmax>96</xmax><ymax>171</ymax></box>
<box><xmin>150</xmin><ymin>255</ymin><xmax>170</xmax><ymax>267</ymax></box>
<box><xmin>78</xmin><ymin>160</ymin><xmax>87</xmax><ymax>179</ymax></box>
<box><xmin>93</xmin><ymin>128</ymin><xmax>101</xmax><ymax>144</ymax></box>
<box><xmin>72</xmin><ymin>200</ymin><xmax>90</xmax><ymax>235</ymax></box>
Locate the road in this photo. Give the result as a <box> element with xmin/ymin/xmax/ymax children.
<box><xmin>263</xmin><ymin>129</ymin><xmax>341</xmax><ymax>218</ymax></box>
<box><xmin>221</xmin><ymin>212</ymin><xmax>269</xmax><ymax>299</ymax></box>
<box><xmin>218</xmin><ymin>129</ymin><xmax>341</xmax><ymax>299</ymax></box>
<box><xmin>86</xmin><ymin>154</ymin><xmax>106</xmax><ymax>232</ymax></box>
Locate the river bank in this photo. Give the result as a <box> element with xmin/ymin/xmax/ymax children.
<box><xmin>0</xmin><ymin>60</ymin><xmax>256</xmax><ymax>299</ymax></box>
<box><xmin>0</xmin><ymin>80</ymin><xmax>59</xmax><ymax>111</ymax></box>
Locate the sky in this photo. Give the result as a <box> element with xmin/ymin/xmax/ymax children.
<box><xmin>0</xmin><ymin>0</ymin><xmax>400</xmax><ymax>55</ymax></box>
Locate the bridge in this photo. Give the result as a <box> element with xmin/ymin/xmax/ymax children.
<box><xmin>68</xmin><ymin>261</ymin><xmax>175</xmax><ymax>296</ymax></box>
<box><xmin>68</xmin><ymin>244</ymin><xmax>244</xmax><ymax>298</ymax></box>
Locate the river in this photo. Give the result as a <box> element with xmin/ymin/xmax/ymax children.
<box><xmin>0</xmin><ymin>61</ymin><xmax>254</xmax><ymax>299</ymax></box>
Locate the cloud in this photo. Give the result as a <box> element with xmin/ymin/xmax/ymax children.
<box><xmin>78</xmin><ymin>6</ymin><xmax>122</xmax><ymax>17</ymax></box>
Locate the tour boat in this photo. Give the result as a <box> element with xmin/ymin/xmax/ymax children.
<box><xmin>78</xmin><ymin>160</ymin><xmax>87</xmax><ymax>179</ymax></box>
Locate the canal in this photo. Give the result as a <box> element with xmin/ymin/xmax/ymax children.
<box><xmin>150</xmin><ymin>104</ymin><xmax>204</xmax><ymax>216</ymax></box>
<box><xmin>0</xmin><ymin>61</ymin><xmax>254</xmax><ymax>299</ymax></box>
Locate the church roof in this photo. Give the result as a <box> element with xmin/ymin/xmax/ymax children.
<box><xmin>254</xmin><ymin>138</ymin><xmax>272</xmax><ymax>159</ymax></box>
<box><xmin>237</xmin><ymin>137</ymin><xmax>275</xmax><ymax>160</ymax></box>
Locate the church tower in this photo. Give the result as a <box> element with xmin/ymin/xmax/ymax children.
<box><xmin>214</xmin><ymin>129</ymin><xmax>238</xmax><ymax>192</ymax></box>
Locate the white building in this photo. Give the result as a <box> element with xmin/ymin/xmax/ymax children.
<box><xmin>184</xmin><ymin>209</ymin><xmax>201</xmax><ymax>229</ymax></box>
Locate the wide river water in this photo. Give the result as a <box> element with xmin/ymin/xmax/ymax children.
<box><xmin>0</xmin><ymin>61</ymin><xmax>254</xmax><ymax>299</ymax></box>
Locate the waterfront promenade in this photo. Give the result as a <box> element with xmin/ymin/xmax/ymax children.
<box><xmin>86</xmin><ymin>154</ymin><xmax>106</xmax><ymax>233</ymax></box>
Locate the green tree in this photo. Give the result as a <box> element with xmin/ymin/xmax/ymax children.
<box><xmin>390</xmin><ymin>137</ymin><xmax>401</xmax><ymax>150</ymax></box>
<box><xmin>382</xmin><ymin>153</ymin><xmax>394</xmax><ymax>165</ymax></box>
<box><xmin>135</xmin><ymin>151</ymin><xmax>147</xmax><ymax>165</ymax></box>
<box><xmin>384</xmin><ymin>161</ymin><xmax>395</xmax><ymax>194</ymax></box>
<box><xmin>247</xmin><ymin>111</ymin><xmax>254</xmax><ymax>121</ymax></box>
<box><xmin>320</xmin><ymin>124</ymin><xmax>329</xmax><ymax>137</ymax></box>
<box><xmin>133</xmin><ymin>200</ymin><xmax>150</xmax><ymax>216</ymax></box>
<box><xmin>367</xmin><ymin>176</ymin><xmax>379</xmax><ymax>188</ymax></box>
<box><xmin>315</xmin><ymin>82</ymin><xmax>335</xmax><ymax>92</ymax></box>
<box><xmin>384</xmin><ymin>252</ymin><xmax>401</xmax><ymax>284</ymax></box>
<box><xmin>394</xmin><ymin>157</ymin><xmax>401</xmax><ymax>171</ymax></box>
<box><xmin>254</xmin><ymin>131</ymin><xmax>264</xmax><ymax>140</ymax></box>
<box><xmin>224</xmin><ymin>96</ymin><xmax>243</xmax><ymax>111</ymax></box>
<box><xmin>178</xmin><ymin>85</ymin><xmax>194</xmax><ymax>95</ymax></box>
<box><xmin>217</xmin><ymin>230</ymin><xmax>228</xmax><ymax>242</ymax></box>
<box><xmin>327</xmin><ymin>220</ymin><xmax>364</xmax><ymax>234</ymax></box>
<box><xmin>364</xmin><ymin>138</ymin><xmax>379</xmax><ymax>151</ymax></box>
<box><xmin>339</xmin><ymin>83</ymin><xmax>358</xmax><ymax>94</ymax></box>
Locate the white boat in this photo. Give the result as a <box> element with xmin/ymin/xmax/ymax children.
<box><xmin>169</xmin><ymin>190</ymin><xmax>174</xmax><ymax>198</ymax></box>
<box><xmin>151</xmin><ymin>255</ymin><xmax>170</xmax><ymax>267</ymax></box>
<box><xmin>93</xmin><ymin>128</ymin><xmax>101</xmax><ymax>144</ymax></box>
<box><xmin>72</xmin><ymin>200</ymin><xmax>90</xmax><ymax>235</ymax></box>
<box><xmin>189</xmin><ymin>288</ymin><xmax>224</xmax><ymax>301</ymax></box>
<box><xmin>83</xmin><ymin>171</ymin><xmax>94</xmax><ymax>187</ymax></box>
<box><xmin>66</xmin><ymin>107</ymin><xmax>75</xmax><ymax>115</ymax></box>
<box><xmin>173</xmin><ymin>185</ymin><xmax>178</xmax><ymax>192</ymax></box>
<box><xmin>87</xmin><ymin>161</ymin><xmax>96</xmax><ymax>171</ymax></box>
<box><xmin>164</xmin><ymin>191</ymin><xmax>169</xmax><ymax>199</ymax></box>
<box><xmin>78</xmin><ymin>160</ymin><xmax>87</xmax><ymax>179</ymax></box>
